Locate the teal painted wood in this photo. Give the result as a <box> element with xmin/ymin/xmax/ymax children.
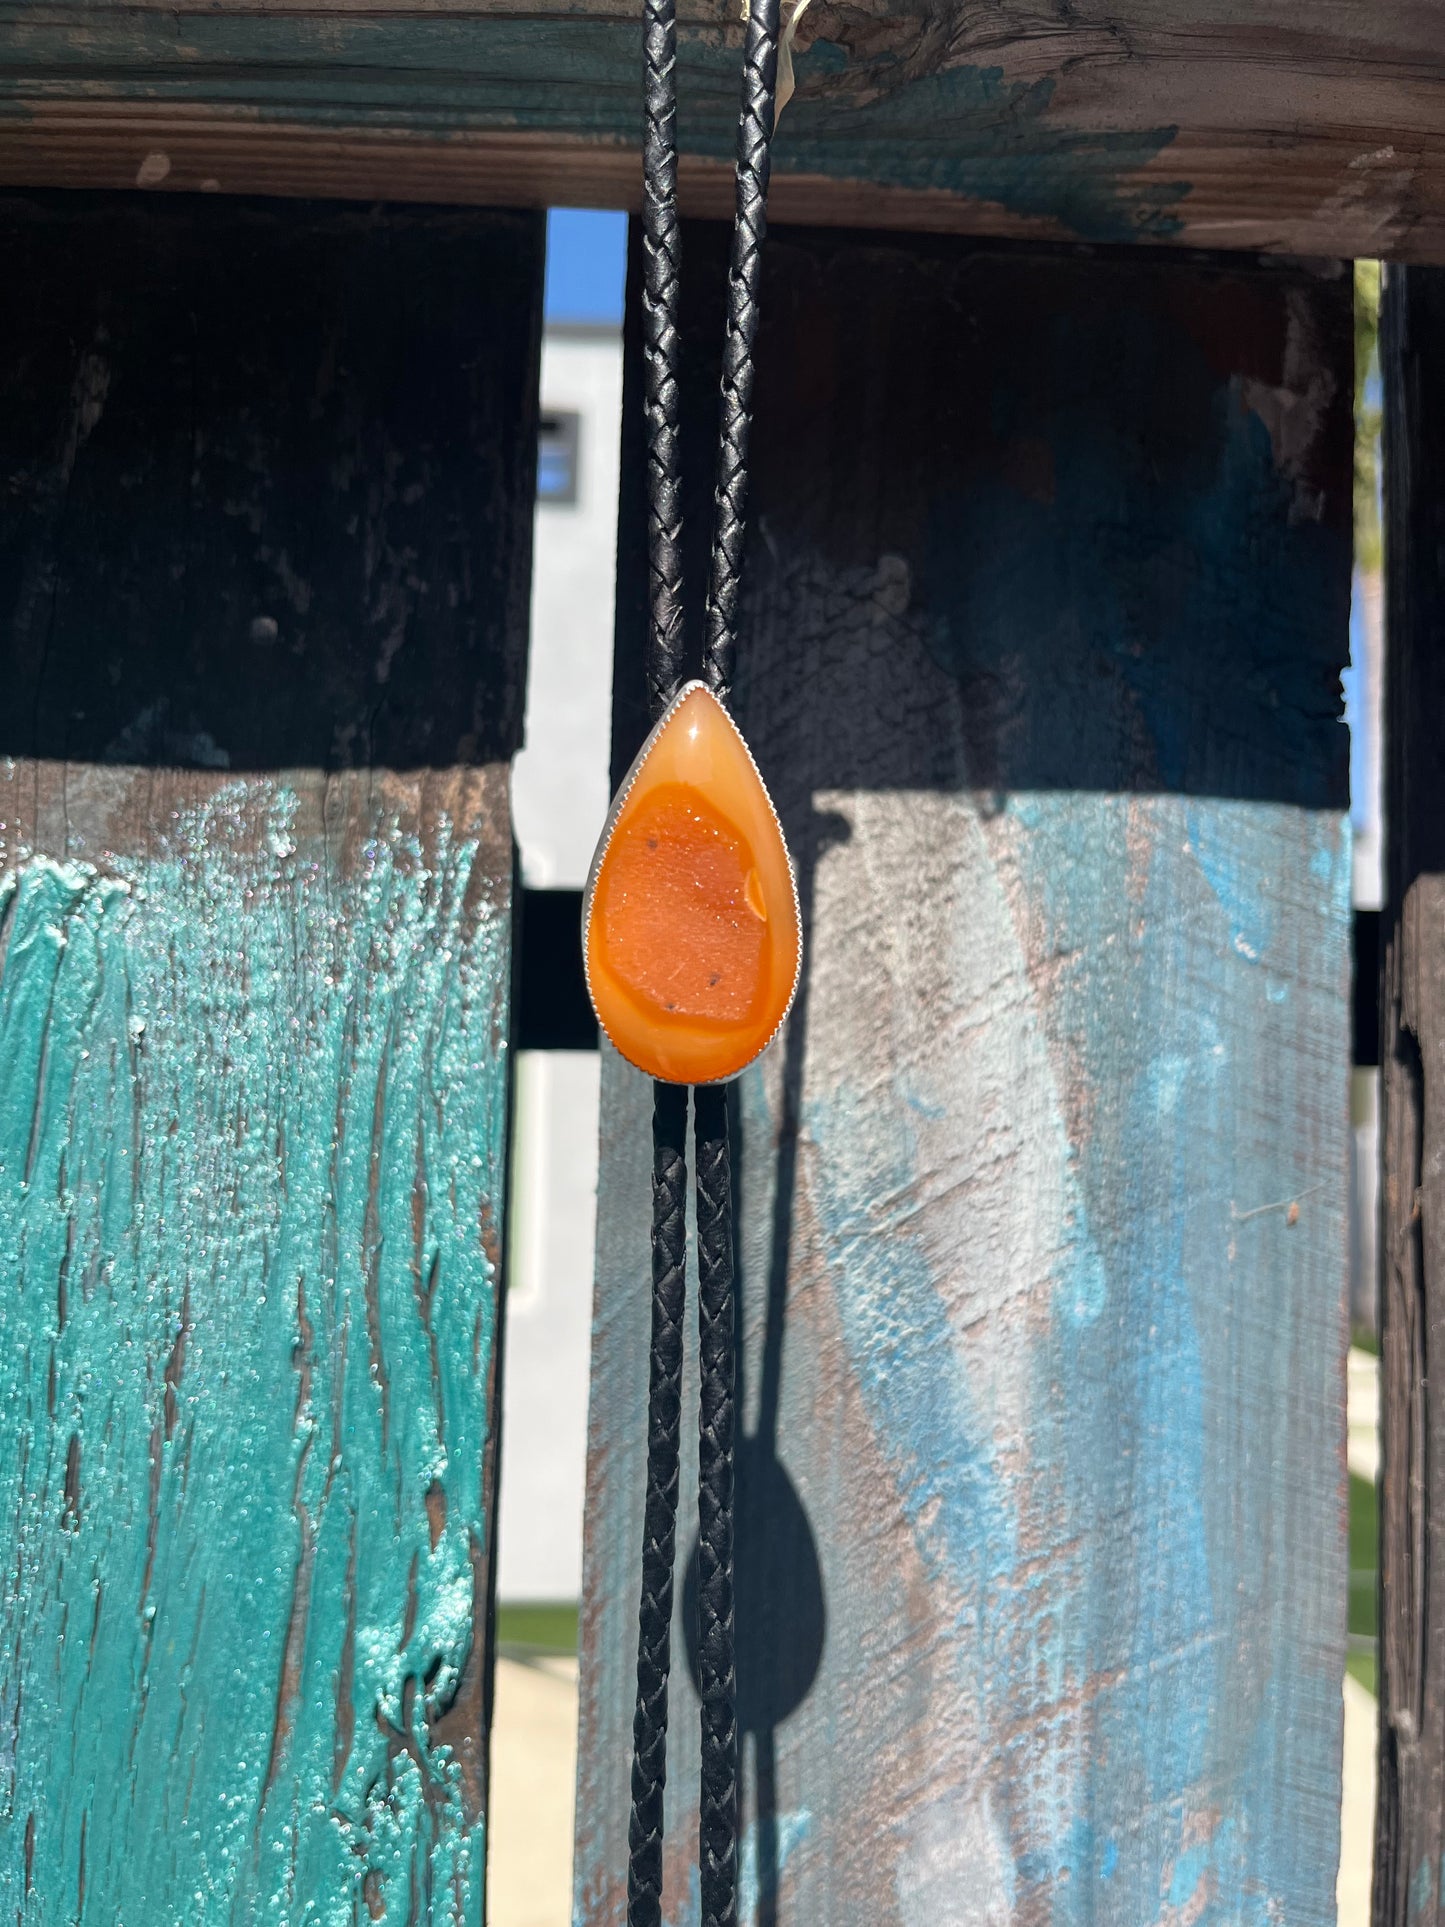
<box><xmin>0</xmin><ymin>4</ymin><xmax>1442</xmax><ymax>260</ymax></box>
<box><xmin>575</xmin><ymin>228</ymin><xmax>1353</xmax><ymax>1924</ymax></box>
<box><xmin>0</xmin><ymin>9</ymin><xmax>1178</xmax><ymax>242</ymax></box>
<box><xmin>0</xmin><ymin>195</ymin><xmax>542</xmax><ymax>1923</ymax></box>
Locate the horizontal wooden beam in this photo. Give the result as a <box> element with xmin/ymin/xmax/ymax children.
<box><xmin>0</xmin><ymin>1</ymin><xmax>1442</xmax><ymax>258</ymax></box>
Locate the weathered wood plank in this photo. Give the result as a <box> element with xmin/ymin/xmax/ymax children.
<box><xmin>0</xmin><ymin>193</ymin><xmax>541</xmax><ymax>1923</ymax></box>
<box><xmin>0</xmin><ymin>3</ymin><xmax>1443</xmax><ymax>260</ymax></box>
<box><xmin>1374</xmin><ymin>264</ymin><xmax>1445</xmax><ymax>1927</ymax></box>
<box><xmin>576</xmin><ymin>225</ymin><xmax>1353</xmax><ymax>1924</ymax></box>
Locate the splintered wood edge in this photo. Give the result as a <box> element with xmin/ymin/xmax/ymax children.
<box><xmin>1</xmin><ymin>108</ymin><xmax>1443</xmax><ymax>261</ymax></box>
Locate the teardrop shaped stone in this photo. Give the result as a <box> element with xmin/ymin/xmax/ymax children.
<box><xmin>583</xmin><ymin>682</ymin><xmax>801</xmax><ymax>1084</ymax></box>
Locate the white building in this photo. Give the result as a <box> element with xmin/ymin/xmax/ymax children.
<box><xmin>497</xmin><ymin>317</ymin><xmax>623</xmax><ymax>1606</ymax></box>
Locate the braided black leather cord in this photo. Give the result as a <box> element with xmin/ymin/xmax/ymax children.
<box><xmin>627</xmin><ymin>6</ymin><xmax>688</xmax><ymax>1910</ymax></box>
<box><xmin>642</xmin><ymin>0</ymin><xmax>686</xmax><ymax>719</ymax></box>
<box><xmin>625</xmin><ymin>0</ymin><xmax>780</xmax><ymax>1910</ymax></box>
<box><xmin>701</xmin><ymin>0</ymin><xmax>783</xmax><ymax>709</ymax></box>
<box><xmin>693</xmin><ymin>1084</ymin><xmax>739</xmax><ymax>1927</ymax></box>
<box><xmin>690</xmin><ymin>9</ymin><xmax>780</xmax><ymax>1908</ymax></box>
<box><xmin>627</xmin><ymin>1081</ymin><xmax>690</xmax><ymax>1927</ymax></box>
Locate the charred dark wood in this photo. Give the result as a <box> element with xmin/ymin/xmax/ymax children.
<box><xmin>1376</xmin><ymin>262</ymin><xmax>1445</xmax><ymax>1927</ymax></box>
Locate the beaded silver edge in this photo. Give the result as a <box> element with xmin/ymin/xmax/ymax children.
<box><xmin>579</xmin><ymin>679</ymin><xmax>804</xmax><ymax>1086</ymax></box>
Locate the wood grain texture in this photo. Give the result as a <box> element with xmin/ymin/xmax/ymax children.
<box><xmin>576</xmin><ymin>225</ymin><xmax>1353</xmax><ymax>1925</ymax></box>
<box><xmin>0</xmin><ymin>3</ymin><xmax>1444</xmax><ymax>260</ymax></box>
<box><xmin>0</xmin><ymin>194</ymin><xmax>541</xmax><ymax>1923</ymax></box>
<box><xmin>1375</xmin><ymin>264</ymin><xmax>1445</xmax><ymax>1927</ymax></box>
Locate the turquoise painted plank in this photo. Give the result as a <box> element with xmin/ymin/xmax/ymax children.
<box><xmin>0</xmin><ymin>10</ymin><xmax>1180</xmax><ymax>244</ymax></box>
<box><xmin>0</xmin><ymin>195</ymin><xmax>542</xmax><ymax>1922</ymax></box>
<box><xmin>0</xmin><ymin>781</ymin><xmax>510</xmax><ymax>1919</ymax></box>
<box><xmin>576</xmin><ymin>228</ymin><xmax>1353</xmax><ymax>1924</ymax></box>
<box><xmin>0</xmin><ymin>4</ymin><xmax>1442</xmax><ymax>259</ymax></box>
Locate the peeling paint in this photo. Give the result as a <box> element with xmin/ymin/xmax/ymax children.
<box><xmin>0</xmin><ymin>12</ymin><xmax>1185</xmax><ymax>246</ymax></box>
<box><xmin>778</xmin><ymin>63</ymin><xmax>1185</xmax><ymax>244</ymax></box>
<box><xmin>0</xmin><ymin>779</ymin><xmax>510</xmax><ymax>1923</ymax></box>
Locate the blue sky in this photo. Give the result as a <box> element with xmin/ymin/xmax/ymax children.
<box><xmin>545</xmin><ymin>209</ymin><xmax>627</xmax><ymax>326</ymax></box>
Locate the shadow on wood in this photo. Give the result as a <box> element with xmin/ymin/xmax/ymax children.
<box><xmin>0</xmin><ymin>191</ymin><xmax>537</xmax><ymax>773</ymax></box>
<box><xmin>577</xmin><ymin>220</ymin><xmax>1352</xmax><ymax>1926</ymax></box>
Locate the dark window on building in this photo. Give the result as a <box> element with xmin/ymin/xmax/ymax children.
<box><xmin>538</xmin><ymin>411</ymin><xmax>581</xmax><ymax>505</ymax></box>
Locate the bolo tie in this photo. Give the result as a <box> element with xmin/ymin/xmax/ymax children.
<box><xmin>579</xmin><ymin>0</ymin><xmax>796</xmax><ymax>1917</ymax></box>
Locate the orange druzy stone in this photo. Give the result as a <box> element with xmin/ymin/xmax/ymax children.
<box><xmin>583</xmin><ymin>684</ymin><xmax>801</xmax><ymax>1084</ymax></box>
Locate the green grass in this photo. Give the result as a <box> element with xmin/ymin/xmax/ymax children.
<box><xmin>1347</xmin><ymin>1650</ymin><xmax>1377</xmax><ymax>1696</ymax></box>
<box><xmin>1349</xmin><ymin>1470</ymin><xmax>1378</xmax><ymax>1697</ymax></box>
<box><xmin>496</xmin><ymin>1601</ymin><xmax>579</xmax><ymax>1657</ymax></box>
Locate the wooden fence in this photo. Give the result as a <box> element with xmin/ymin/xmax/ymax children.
<box><xmin>0</xmin><ymin>6</ymin><xmax>1442</xmax><ymax>1921</ymax></box>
